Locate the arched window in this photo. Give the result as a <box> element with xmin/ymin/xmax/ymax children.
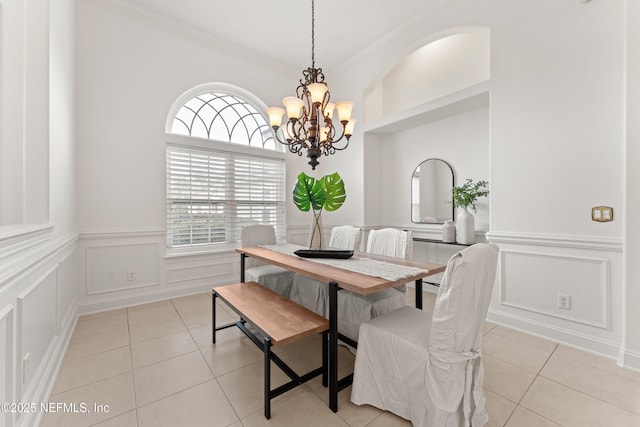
<box><xmin>166</xmin><ymin>84</ymin><xmax>285</xmax><ymax>250</ymax></box>
<box><xmin>169</xmin><ymin>91</ymin><xmax>277</xmax><ymax>150</ymax></box>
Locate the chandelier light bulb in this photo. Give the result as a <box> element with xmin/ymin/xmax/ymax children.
<box><xmin>266</xmin><ymin>107</ymin><xmax>285</xmax><ymax>128</ymax></box>
<box><xmin>283</xmin><ymin>96</ymin><xmax>304</xmax><ymax>120</ymax></box>
<box><xmin>307</xmin><ymin>83</ymin><xmax>328</xmax><ymax>105</ymax></box>
<box><xmin>345</xmin><ymin>119</ymin><xmax>356</xmax><ymax>137</ymax></box>
<box><xmin>335</xmin><ymin>101</ymin><xmax>354</xmax><ymax>123</ymax></box>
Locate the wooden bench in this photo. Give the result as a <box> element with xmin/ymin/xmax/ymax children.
<box><xmin>212</xmin><ymin>281</ymin><xmax>329</xmax><ymax>419</ymax></box>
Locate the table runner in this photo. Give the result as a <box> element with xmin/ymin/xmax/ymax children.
<box><xmin>261</xmin><ymin>244</ymin><xmax>426</xmax><ymax>282</ymax></box>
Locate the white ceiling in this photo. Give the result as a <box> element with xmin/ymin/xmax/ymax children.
<box><xmin>117</xmin><ymin>0</ymin><xmax>435</xmax><ymax>71</ymax></box>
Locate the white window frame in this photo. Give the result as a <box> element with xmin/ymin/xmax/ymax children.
<box><xmin>165</xmin><ymin>84</ymin><xmax>286</xmax><ymax>255</ymax></box>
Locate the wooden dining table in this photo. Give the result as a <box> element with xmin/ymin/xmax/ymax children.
<box><xmin>236</xmin><ymin>245</ymin><xmax>446</xmax><ymax>413</ymax></box>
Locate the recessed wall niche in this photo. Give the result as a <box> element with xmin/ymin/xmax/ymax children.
<box><xmin>362</xmin><ymin>28</ymin><xmax>491</xmax><ymax>230</ymax></box>
<box><xmin>364</xmin><ymin>29</ymin><xmax>490</xmax><ymax>124</ymax></box>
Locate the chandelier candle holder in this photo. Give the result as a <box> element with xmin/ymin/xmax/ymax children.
<box><xmin>266</xmin><ymin>0</ymin><xmax>355</xmax><ymax>170</ymax></box>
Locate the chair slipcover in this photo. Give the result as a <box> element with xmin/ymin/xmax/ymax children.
<box><xmin>337</xmin><ymin>228</ymin><xmax>413</xmax><ymax>342</ymax></box>
<box><xmin>351</xmin><ymin>243</ymin><xmax>499</xmax><ymax>427</ymax></box>
<box><xmin>241</xmin><ymin>224</ymin><xmax>294</xmax><ymax>298</ymax></box>
<box><xmin>289</xmin><ymin>226</ymin><xmax>361</xmax><ymax>315</ymax></box>
<box><xmin>365</xmin><ymin>228</ymin><xmax>413</xmax><ymax>293</ymax></box>
<box><xmin>366</xmin><ymin>227</ymin><xmax>413</xmax><ymax>259</ymax></box>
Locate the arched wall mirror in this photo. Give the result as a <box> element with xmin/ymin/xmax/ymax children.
<box><xmin>411</xmin><ymin>158</ymin><xmax>454</xmax><ymax>224</ymax></box>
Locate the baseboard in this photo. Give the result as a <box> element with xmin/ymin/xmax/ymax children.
<box><xmin>487</xmin><ymin>308</ymin><xmax>622</xmax><ymax>361</ymax></box>
<box><xmin>621</xmin><ymin>348</ymin><xmax>640</xmax><ymax>372</ymax></box>
<box><xmin>78</xmin><ymin>282</ymin><xmax>216</xmax><ymax>315</ymax></box>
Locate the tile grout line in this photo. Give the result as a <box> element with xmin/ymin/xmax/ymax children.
<box><xmin>525</xmin><ymin>343</ymin><xmax>640</xmax><ymax>420</ymax></box>
<box><xmin>538</xmin><ymin>374</ymin><xmax>640</xmax><ymax>418</ymax></box>
<box><xmin>82</xmin><ymin>308</ymin><xmax>137</xmax><ymax>426</ymax></box>
<box><xmin>129</xmin><ymin>300</ymin><xmax>216</xmax><ymax>413</ymax></box>
<box><xmin>506</xmin><ymin>343</ymin><xmax>565</xmax><ymax>427</ymax></box>
<box><xmin>172</xmin><ymin>294</ymin><xmax>244</xmax><ymax>425</ymax></box>
<box><xmin>126</xmin><ymin>305</ymin><xmax>141</xmax><ymax>426</ymax></box>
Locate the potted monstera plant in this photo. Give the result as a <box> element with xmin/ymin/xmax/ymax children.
<box><xmin>292</xmin><ymin>172</ymin><xmax>346</xmax><ymax>249</ymax></box>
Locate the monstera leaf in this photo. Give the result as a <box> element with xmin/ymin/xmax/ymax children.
<box><xmin>319</xmin><ymin>172</ymin><xmax>346</xmax><ymax>212</ymax></box>
<box><xmin>292</xmin><ymin>172</ymin><xmax>326</xmax><ymax>212</ymax></box>
<box><xmin>293</xmin><ymin>171</ymin><xmax>347</xmax><ymax>249</ymax></box>
<box><xmin>292</xmin><ymin>172</ymin><xmax>346</xmax><ymax>213</ymax></box>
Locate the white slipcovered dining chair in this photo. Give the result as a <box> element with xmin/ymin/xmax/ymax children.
<box><xmin>336</xmin><ymin>228</ymin><xmax>413</xmax><ymax>342</ymax></box>
<box><xmin>351</xmin><ymin>243</ymin><xmax>499</xmax><ymax>427</ymax></box>
<box><xmin>241</xmin><ymin>224</ymin><xmax>294</xmax><ymax>298</ymax></box>
<box><xmin>365</xmin><ymin>227</ymin><xmax>413</xmax><ymax>292</ymax></box>
<box><xmin>289</xmin><ymin>225</ymin><xmax>361</xmax><ymax>315</ymax></box>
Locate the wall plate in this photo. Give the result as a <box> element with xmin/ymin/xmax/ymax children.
<box><xmin>592</xmin><ymin>206</ymin><xmax>613</xmax><ymax>222</ymax></box>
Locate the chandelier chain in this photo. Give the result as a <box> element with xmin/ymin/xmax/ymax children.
<box><xmin>311</xmin><ymin>0</ymin><xmax>315</xmax><ymax>69</ymax></box>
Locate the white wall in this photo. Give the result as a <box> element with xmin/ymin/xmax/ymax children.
<box><xmin>71</xmin><ymin>0</ymin><xmax>636</xmax><ymax>371</ymax></box>
<box><xmin>74</xmin><ymin>0</ymin><xmax>317</xmax><ymax>311</ymax></box>
<box><xmin>378</xmin><ymin>30</ymin><xmax>490</xmax><ymax>120</ymax></box>
<box><xmin>0</xmin><ymin>1</ymin><xmax>79</xmax><ymax>426</ymax></box>
<box><xmin>326</xmin><ymin>0</ymin><xmax>633</xmax><ymax>368</ymax></box>
<box><xmin>486</xmin><ymin>0</ymin><xmax>625</xmax><ymax>363</ymax></box>
<box><xmin>624</xmin><ymin>0</ymin><xmax>640</xmax><ymax>369</ymax></box>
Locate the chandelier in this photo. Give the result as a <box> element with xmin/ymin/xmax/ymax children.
<box><xmin>266</xmin><ymin>0</ymin><xmax>355</xmax><ymax>170</ymax></box>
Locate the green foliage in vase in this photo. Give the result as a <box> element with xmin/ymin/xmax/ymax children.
<box><xmin>292</xmin><ymin>171</ymin><xmax>346</xmax><ymax>249</ymax></box>
<box><xmin>292</xmin><ymin>172</ymin><xmax>346</xmax><ymax>213</ymax></box>
<box><xmin>451</xmin><ymin>178</ymin><xmax>489</xmax><ymax>212</ymax></box>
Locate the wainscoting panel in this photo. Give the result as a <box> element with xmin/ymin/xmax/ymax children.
<box><xmin>79</xmin><ymin>231</ymin><xmax>245</xmax><ymax>313</ymax></box>
<box><xmin>1</xmin><ymin>305</ymin><xmax>13</xmax><ymax>427</ymax></box>
<box><xmin>0</xmin><ymin>230</ymin><xmax>78</xmax><ymax>427</ymax></box>
<box><xmin>487</xmin><ymin>231</ymin><xmax>623</xmax><ymax>361</ymax></box>
<box><xmin>57</xmin><ymin>251</ymin><xmax>78</xmax><ymax>332</ymax></box>
<box><xmin>500</xmin><ymin>250</ymin><xmax>608</xmax><ymax>328</ymax></box>
<box><xmin>166</xmin><ymin>257</ymin><xmax>235</xmax><ymax>285</ymax></box>
<box><xmin>16</xmin><ymin>268</ymin><xmax>57</xmax><ymax>397</ymax></box>
<box><xmin>85</xmin><ymin>242</ymin><xmax>160</xmax><ymax>295</ymax></box>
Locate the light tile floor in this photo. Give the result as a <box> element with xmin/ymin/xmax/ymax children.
<box><xmin>40</xmin><ymin>291</ymin><xmax>640</xmax><ymax>427</ymax></box>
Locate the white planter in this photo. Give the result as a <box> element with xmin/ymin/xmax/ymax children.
<box><xmin>456</xmin><ymin>209</ymin><xmax>475</xmax><ymax>244</ymax></box>
<box><xmin>442</xmin><ymin>220</ymin><xmax>456</xmax><ymax>243</ymax></box>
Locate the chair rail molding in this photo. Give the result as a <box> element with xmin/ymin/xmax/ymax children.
<box><xmin>486</xmin><ymin>231</ymin><xmax>623</xmax><ymax>252</ymax></box>
<box><xmin>79</xmin><ymin>228</ymin><xmax>166</xmax><ymax>240</ymax></box>
<box><xmin>0</xmin><ymin>224</ymin><xmax>54</xmax><ymax>262</ymax></box>
<box><xmin>1</xmin><ymin>232</ymin><xmax>77</xmax><ymax>296</ymax></box>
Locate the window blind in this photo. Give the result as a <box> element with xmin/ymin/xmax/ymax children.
<box><xmin>166</xmin><ymin>145</ymin><xmax>286</xmax><ymax>248</ymax></box>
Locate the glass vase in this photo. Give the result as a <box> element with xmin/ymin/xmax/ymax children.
<box><xmin>309</xmin><ymin>210</ymin><xmax>322</xmax><ymax>249</ymax></box>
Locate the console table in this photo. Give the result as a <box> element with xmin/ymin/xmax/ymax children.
<box><xmin>412</xmin><ymin>238</ymin><xmax>472</xmax><ymax>286</ymax></box>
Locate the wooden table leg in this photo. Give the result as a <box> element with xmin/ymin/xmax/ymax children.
<box><xmin>415</xmin><ymin>279</ymin><xmax>423</xmax><ymax>309</ymax></box>
<box><xmin>329</xmin><ymin>281</ymin><xmax>338</xmax><ymax>412</ymax></box>
<box><xmin>240</xmin><ymin>253</ymin><xmax>246</xmax><ymax>282</ymax></box>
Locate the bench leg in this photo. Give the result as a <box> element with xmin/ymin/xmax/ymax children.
<box><xmin>212</xmin><ymin>290</ymin><xmax>217</xmax><ymax>343</ymax></box>
<box><xmin>264</xmin><ymin>336</ymin><xmax>272</xmax><ymax>419</ymax></box>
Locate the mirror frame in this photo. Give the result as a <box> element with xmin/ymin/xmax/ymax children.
<box><xmin>411</xmin><ymin>158</ymin><xmax>455</xmax><ymax>224</ymax></box>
